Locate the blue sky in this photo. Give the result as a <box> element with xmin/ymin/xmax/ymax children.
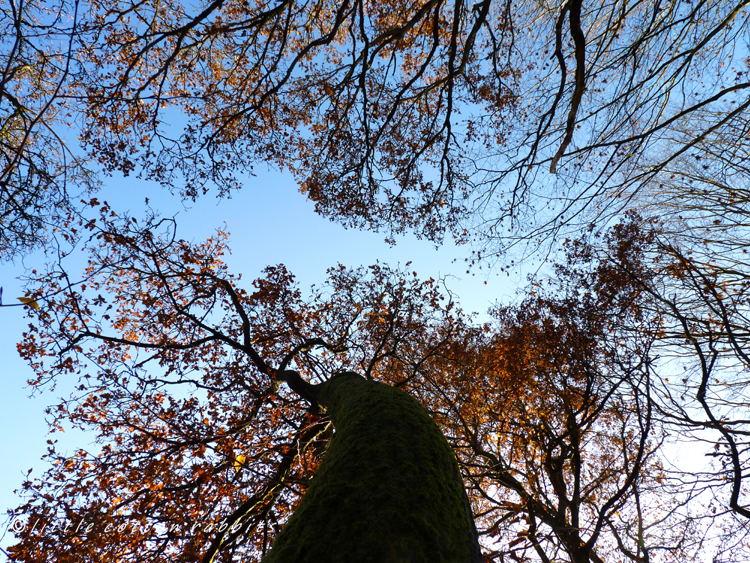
<box><xmin>0</xmin><ymin>165</ymin><xmax>520</xmax><ymax>546</ymax></box>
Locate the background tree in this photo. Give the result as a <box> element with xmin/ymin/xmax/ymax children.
<box><xmin>0</xmin><ymin>0</ymin><xmax>97</xmax><ymax>260</ymax></box>
<box><xmin>584</xmin><ymin>202</ymin><xmax>750</xmax><ymax>537</ymax></box>
<box><xmin>4</xmin><ymin>0</ymin><xmax>747</xmax><ymax>256</ymax></box>
<box><xmin>72</xmin><ymin>0</ymin><xmax>750</xmax><ymax>249</ymax></box>
<box><xmin>495</xmin><ymin>211</ymin><xmax>750</xmax><ymax>562</ymax></box>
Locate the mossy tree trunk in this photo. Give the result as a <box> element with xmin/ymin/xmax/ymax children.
<box><xmin>263</xmin><ymin>372</ymin><xmax>483</xmax><ymax>563</ymax></box>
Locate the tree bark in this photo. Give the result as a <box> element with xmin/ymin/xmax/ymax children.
<box><xmin>263</xmin><ymin>372</ymin><xmax>482</xmax><ymax>563</ymax></box>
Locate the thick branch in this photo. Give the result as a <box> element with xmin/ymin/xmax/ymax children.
<box><xmin>550</xmin><ymin>0</ymin><xmax>586</xmax><ymax>174</ymax></box>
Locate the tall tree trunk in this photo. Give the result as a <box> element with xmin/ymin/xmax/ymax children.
<box><xmin>263</xmin><ymin>372</ymin><xmax>482</xmax><ymax>562</ymax></box>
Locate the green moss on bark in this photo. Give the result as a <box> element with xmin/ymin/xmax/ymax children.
<box><xmin>263</xmin><ymin>373</ymin><xmax>481</xmax><ymax>563</ymax></box>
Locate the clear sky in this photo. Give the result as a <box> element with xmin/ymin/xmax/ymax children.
<box><xmin>0</xmin><ymin>165</ymin><xmax>520</xmax><ymax>546</ymax></box>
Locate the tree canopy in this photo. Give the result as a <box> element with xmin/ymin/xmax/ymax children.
<box><xmin>2</xmin><ymin>0</ymin><xmax>748</xmax><ymax>255</ymax></box>
<box><xmin>3</xmin><ymin>0</ymin><xmax>750</xmax><ymax>562</ymax></box>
